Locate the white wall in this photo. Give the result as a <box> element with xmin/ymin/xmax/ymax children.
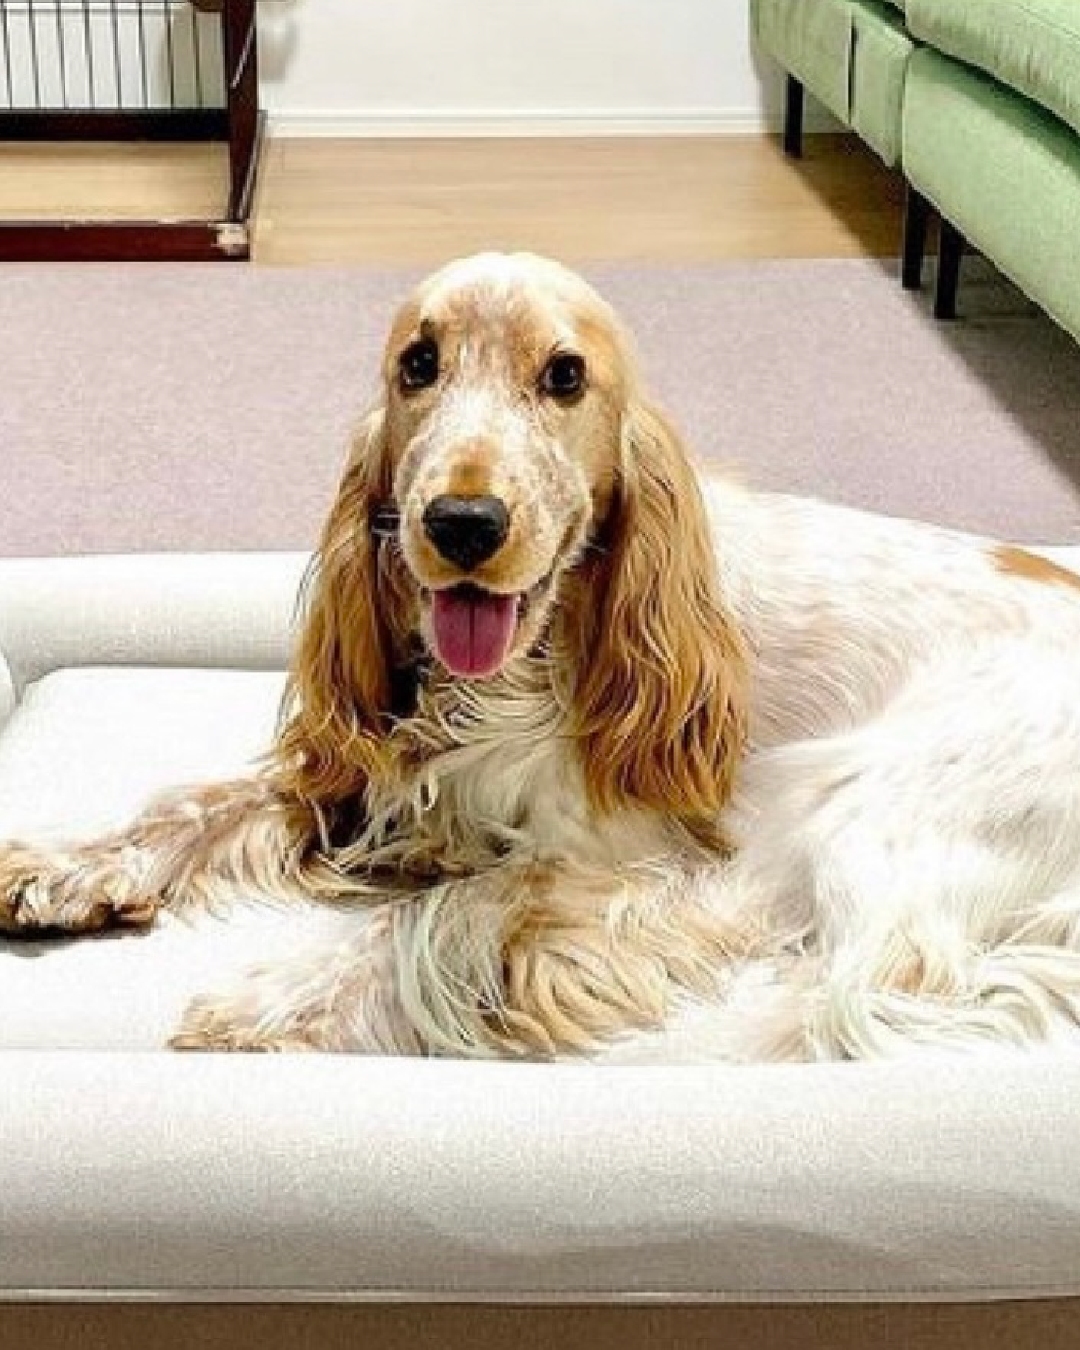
<box><xmin>258</xmin><ymin>0</ymin><xmax>791</xmax><ymax>135</ymax></box>
<box><xmin>0</xmin><ymin>0</ymin><xmax>810</xmax><ymax>135</ymax></box>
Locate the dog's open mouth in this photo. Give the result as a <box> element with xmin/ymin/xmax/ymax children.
<box><xmin>430</xmin><ymin>584</ymin><xmax>524</xmax><ymax>679</ymax></box>
<box><xmin>428</xmin><ymin>577</ymin><xmax>554</xmax><ymax>679</ymax></box>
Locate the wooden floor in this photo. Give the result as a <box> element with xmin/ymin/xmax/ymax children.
<box><xmin>0</xmin><ymin>141</ymin><xmax>229</xmax><ymax>223</ymax></box>
<box><xmin>0</xmin><ymin>134</ymin><xmax>904</xmax><ymax>264</ymax></box>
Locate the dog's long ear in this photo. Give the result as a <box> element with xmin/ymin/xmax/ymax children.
<box><xmin>566</xmin><ymin>399</ymin><xmax>747</xmax><ymax>845</ymax></box>
<box><xmin>275</xmin><ymin>408</ymin><xmax>402</xmax><ymax>810</ymax></box>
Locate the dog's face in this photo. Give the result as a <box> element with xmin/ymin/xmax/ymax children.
<box><xmin>282</xmin><ymin>252</ymin><xmax>745</xmax><ymax>834</ymax></box>
<box><xmin>376</xmin><ymin>253</ymin><xmax>631</xmax><ymax>678</ymax></box>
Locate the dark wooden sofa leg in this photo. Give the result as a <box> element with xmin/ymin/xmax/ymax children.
<box><xmin>902</xmin><ymin>185</ymin><xmax>930</xmax><ymax>291</ymax></box>
<box><xmin>783</xmin><ymin>75</ymin><xmax>804</xmax><ymax>158</ymax></box>
<box><xmin>935</xmin><ymin>217</ymin><xmax>965</xmax><ymax>320</ymax></box>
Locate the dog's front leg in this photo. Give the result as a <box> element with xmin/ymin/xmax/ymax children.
<box><xmin>0</xmin><ymin>776</ymin><xmax>314</xmax><ymax>936</ymax></box>
<box><xmin>169</xmin><ymin>862</ymin><xmax>751</xmax><ymax>1057</ymax></box>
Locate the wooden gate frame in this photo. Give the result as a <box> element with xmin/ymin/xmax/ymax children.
<box><xmin>0</xmin><ymin>0</ymin><xmax>262</xmax><ymax>261</ymax></box>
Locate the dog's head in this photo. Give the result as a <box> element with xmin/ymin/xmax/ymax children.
<box><xmin>386</xmin><ymin>253</ymin><xmax>626</xmax><ymax>678</ymax></box>
<box><xmin>280</xmin><ymin>253</ymin><xmax>746</xmax><ymax>834</ymax></box>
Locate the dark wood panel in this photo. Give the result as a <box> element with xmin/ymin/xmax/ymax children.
<box><xmin>0</xmin><ymin>111</ymin><xmax>229</xmax><ymax>142</ymax></box>
<box><xmin>0</xmin><ymin>219</ymin><xmax>250</xmax><ymax>260</ymax></box>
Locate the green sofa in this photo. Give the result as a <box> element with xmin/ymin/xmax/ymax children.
<box><xmin>750</xmin><ymin>0</ymin><xmax>1080</xmax><ymax>343</ymax></box>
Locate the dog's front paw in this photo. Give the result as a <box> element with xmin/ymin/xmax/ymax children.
<box><xmin>0</xmin><ymin>845</ymin><xmax>159</xmax><ymax>936</ymax></box>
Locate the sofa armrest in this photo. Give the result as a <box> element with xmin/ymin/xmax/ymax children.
<box><xmin>0</xmin><ymin>552</ymin><xmax>310</xmax><ymax>717</ymax></box>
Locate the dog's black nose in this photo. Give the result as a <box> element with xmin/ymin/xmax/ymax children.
<box><xmin>422</xmin><ymin>494</ymin><xmax>510</xmax><ymax>571</ymax></box>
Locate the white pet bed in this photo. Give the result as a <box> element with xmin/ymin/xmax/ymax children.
<box><xmin>1</xmin><ymin>544</ymin><xmax>1080</xmax><ymax>1305</ymax></box>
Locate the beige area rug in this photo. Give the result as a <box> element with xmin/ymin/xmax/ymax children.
<box><xmin>2</xmin><ymin>257</ymin><xmax>1079</xmax><ymax>555</ymax></box>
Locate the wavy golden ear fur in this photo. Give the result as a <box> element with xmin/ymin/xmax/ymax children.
<box><xmin>274</xmin><ymin>409</ymin><xmax>404</xmax><ymax>812</ymax></box>
<box><xmin>565</xmin><ymin>399</ymin><xmax>748</xmax><ymax>847</ymax></box>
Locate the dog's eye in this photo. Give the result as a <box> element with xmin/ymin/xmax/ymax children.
<box><xmin>399</xmin><ymin>338</ymin><xmax>440</xmax><ymax>392</ymax></box>
<box><xmin>540</xmin><ymin>352</ymin><xmax>586</xmax><ymax>402</ymax></box>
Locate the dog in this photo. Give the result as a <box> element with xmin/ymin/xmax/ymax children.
<box><xmin>3</xmin><ymin>251</ymin><xmax>1080</xmax><ymax>1061</ymax></box>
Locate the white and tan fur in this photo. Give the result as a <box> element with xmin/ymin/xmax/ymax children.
<box><xmin>4</xmin><ymin>252</ymin><xmax>1080</xmax><ymax>1062</ymax></box>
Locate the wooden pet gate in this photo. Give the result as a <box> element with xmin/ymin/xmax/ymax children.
<box><xmin>0</xmin><ymin>0</ymin><xmax>263</xmax><ymax>259</ymax></box>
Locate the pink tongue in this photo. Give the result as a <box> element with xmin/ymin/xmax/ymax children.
<box><xmin>431</xmin><ymin>588</ymin><xmax>519</xmax><ymax>678</ymax></box>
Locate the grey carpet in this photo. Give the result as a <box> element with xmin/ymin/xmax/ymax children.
<box><xmin>2</xmin><ymin>257</ymin><xmax>1079</xmax><ymax>556</ymax></box>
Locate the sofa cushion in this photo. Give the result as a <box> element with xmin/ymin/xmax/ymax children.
<box><xmin>907</xmin><ymin>0</ymin><xmax>1080</xmax><ymax>139</ymax></box>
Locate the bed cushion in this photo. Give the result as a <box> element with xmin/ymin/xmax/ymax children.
<box><xmin>1</xmin><ymin>627</ymin><xmax>1080</xmax><ymax>1300</ymax></box>
<box><xmin>0</xmin><ymin>665</ymin><xmax>337</xmax><ymax>1050</ymax></box>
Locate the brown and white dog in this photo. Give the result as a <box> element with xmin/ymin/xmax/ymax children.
<box><xmin>4</xmin><ymin>252</ymin><xmax>1080</xmax><ymax>1061</ymax></box>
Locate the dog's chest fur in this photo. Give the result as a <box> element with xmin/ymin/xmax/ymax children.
<box><xmin>358</xmin><ymin>660</ymin><xmax>670</xmax><ymax>872</ymax></box>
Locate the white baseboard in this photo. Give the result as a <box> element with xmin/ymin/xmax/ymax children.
<box><xmin>267</xmin><ymin>107</ymin><xmax>842</xmax><ymax>138</ymax></box>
